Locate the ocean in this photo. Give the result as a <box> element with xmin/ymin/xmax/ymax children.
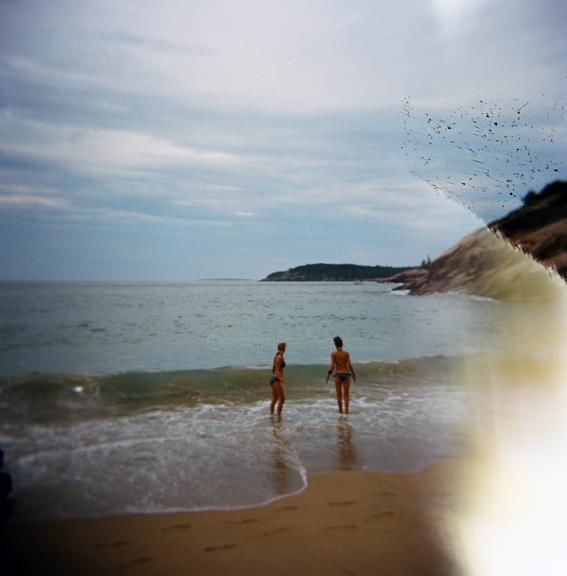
<box><xmin>0</xmin><ymin>281</ymin><xmax>563</xmax><ymax>521</ymax></box>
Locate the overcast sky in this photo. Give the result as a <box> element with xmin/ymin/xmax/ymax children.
<box><xmin>1</xmin><ymin>0</ymin><xmax>565</xmax><ymax>280</ymax></box>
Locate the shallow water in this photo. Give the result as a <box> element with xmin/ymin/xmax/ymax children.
<box><xmin>0</xmin><ymin>281</ymin><xmax>563</xmax><ymax>520</ymax></box>
<box><xmin>0</xmin><ymin>280</ymin><xmax>514</xmax><ymax>376</ymax></box>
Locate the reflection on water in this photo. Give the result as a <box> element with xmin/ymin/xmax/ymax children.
<box><xmin>336</xmin><ymin>418</ymin><xmax>358</xmax><ymax>470</ymax></box>
<box><xmin>270</xmin><ymin>418</ymin><xmax>300</xmax><ymax>496</ymax></box>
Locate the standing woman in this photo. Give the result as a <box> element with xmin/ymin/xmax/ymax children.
<box><xmin>270</xmin><ymin>341</ymin><xmax>287</xmax><ymax>416</ymax></box>
<box><xmin>326</xmin><ymin>336</ymin><xmax>356</xmax><ymax>414</ymax></box>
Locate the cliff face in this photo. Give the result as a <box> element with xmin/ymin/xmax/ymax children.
<box><xmin>388</xmin><ymin>181</ymin><xmax>566</xmax><ymax>300</ymax></box>
<box><xmin>489</xmin><ymin>180</ymin><xmax>567</xmax><ymax>279</ymax></box>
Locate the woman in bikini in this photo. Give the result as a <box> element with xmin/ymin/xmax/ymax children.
<box><xmin>325</xmin><ymin>336</ymin><xmax>356</xmax><ymax>414</ymax></box>
<box><xmin>270</xmin><ymin>341</ymin><xmax>287</xmax><ymax>416</ymax></box>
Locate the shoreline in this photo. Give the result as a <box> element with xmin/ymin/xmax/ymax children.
<box><xmin>2</xmin><ymin>462</ymin><xmax>464</xmax><ymax>576</ymax></box>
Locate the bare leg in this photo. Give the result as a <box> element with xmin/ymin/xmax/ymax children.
<box><xmin>270</xmin><ymin>384</ymin><xmax>278</xmax><ymax>415</ymax></box>
<box><xmin>276</xmin><ymin>383</ymin><xmax>285</xmax><ymax>416</ymax></box>
<box><xmin>335</xmin><ymin>378</ymin><xmax>343</xmax><ymax>414</ymax></box>
<box><xmin>344</xmin><ymin>379</ymin><xmax>351</xmax><ymax>414</ymax></box>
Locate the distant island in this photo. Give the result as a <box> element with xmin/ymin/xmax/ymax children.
<box><xmin>260</xmin><ymin>263</ymin><xmax>417</xmax><ymax>282</ymax></box>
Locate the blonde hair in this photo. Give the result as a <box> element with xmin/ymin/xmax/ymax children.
<box><xmin>277</xmin><ymin>341</ymin><xmax>287</xmax><ymax>352</ymax></box>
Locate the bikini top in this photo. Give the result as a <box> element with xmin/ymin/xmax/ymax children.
<box><xmin>273</xmin><ymin>353</ymin><xmax>286</xmax><ymax>373</ymax></box>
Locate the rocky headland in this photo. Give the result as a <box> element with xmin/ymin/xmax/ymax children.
<box><xmin>383</xmin><ymin>180</ymin><xmax>566</xmax><ymax>300</ymax></box>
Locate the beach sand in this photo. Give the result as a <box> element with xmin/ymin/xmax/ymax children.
<box><xmin>2</xmin><ymin>461</ymin><xmax>465</xmax><ymax>576</ymax></box>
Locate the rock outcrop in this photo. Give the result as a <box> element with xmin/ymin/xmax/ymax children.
<box><xmin>489</xmin><ymin>180</ymin><xmax>567</xmax><ymax>279</ymax></box>
<box><xmin>384</xmin><ymin>181</ymin><xmax>566</xmax><ymax>300</ymax></box>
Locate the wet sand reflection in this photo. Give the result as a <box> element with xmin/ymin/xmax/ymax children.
<box><xmin>337</xmin><ymin>418</ymin><xmax>358</xmax><ymax>470</ymax></box>
<box><xmin>270</xmin><ymin>418</ymin><xmax>302</xmax><ymax>496</ymax></box>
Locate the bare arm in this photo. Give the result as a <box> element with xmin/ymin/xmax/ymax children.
<box><xmin>347</xmin><ymin>353</ymin><xmax>356</xmax><ymax>382</ymax></box>
<box><xmin>325</xmin><ymin>352</ymin><xmax>336</xmax><ymax>383</ymax></box>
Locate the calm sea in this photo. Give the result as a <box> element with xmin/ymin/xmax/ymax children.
<box><xmin>0</xmin><ymin>281</ymin><xmax>561</xmax><ymax>521</ymax></box>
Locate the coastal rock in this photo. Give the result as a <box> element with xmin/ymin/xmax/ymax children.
<box><xmin>379</xmin><ymin>268</ymin><xmax>428</xmax><ymax>285</ymax></box>
<box><xmin>385</xmin><ymin>181</ymin><xmax>566</xmax><ymax>300</ymax></box>
<box><xmin>489</xmin><ymin>180</ymin><xmax>567</xmax><ymax>278</ymax></box>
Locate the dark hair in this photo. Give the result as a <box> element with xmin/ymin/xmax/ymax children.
<box><xmin>333</xmin><ymin>336</ymin><xmax>343</xmax><ymax>348</ymax></box>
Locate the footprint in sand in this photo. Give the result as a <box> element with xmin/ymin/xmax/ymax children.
<box><xmin>328</xmin><ymin>524</ymin><xmax>357</xmax><ymax>530</ymax></box>
<box><xmin>118</xmin><ymin>556</ymin><xmax>153</xmax><ymax>570</ymax></box>
<box><xmin>371</xmin><ymin>491</ymin><xmax>397</xmax><ymax>498</ymax></box>
<box><xmin>204</xmin><ymin>543</ymin><xmax>238</xmax><ymax>552</ymax></box>
<box><xmin>229</xmin><ymin>518</ymin><xmax>258</xmax><ymax>525</ymax></box>
<box><xmin>366</xmin><ymin>510</ymin><xmax>395</xmax><ymax>521</ymax></box>
<box><xmin>162</xmin><ymin>523</ymin><xmax>192</xmax><ymax>532</ymax></box>
<box><xmin>329</xmin><ymin>500</ymin><xmax>356</xmax><ymax>507</ymax></box>
<box><xmin>263</xmin><ymin>527</ymin><xmax>289</xmax><ymax>536</ymax></box>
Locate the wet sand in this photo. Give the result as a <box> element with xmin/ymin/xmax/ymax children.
<box><xmin>1</xmin><ymin>461</ymin><xmax>465</xmax><ymax>576</ymax></box>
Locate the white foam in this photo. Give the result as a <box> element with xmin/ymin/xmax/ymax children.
<box><xmin>8</xmin><ymin>373</ymin><xmax>478</xmax><ymax>521</ymax></box>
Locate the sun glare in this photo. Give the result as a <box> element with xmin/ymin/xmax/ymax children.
<box><xmin>452</xmin><ymin>271</ymin><xmax>567</xmax><ymax>575</ymax></box>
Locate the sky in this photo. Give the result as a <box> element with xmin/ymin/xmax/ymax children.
<box><xmin>0</xmin><ymin>0</ymin><xmax>565</xmax><ymax>281</ymax></box>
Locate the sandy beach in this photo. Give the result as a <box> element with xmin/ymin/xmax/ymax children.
<box><xmin>2</xmin><ymin>461</ymin><xmax>464</xmax><ymax>576</ymax></box>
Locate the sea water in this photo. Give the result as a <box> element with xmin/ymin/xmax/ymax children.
<box><xmin>0</xmin><ymin>281</ymin><xmax>562</xmax><ymax>520</ymax></box>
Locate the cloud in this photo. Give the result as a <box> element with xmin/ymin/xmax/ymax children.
<box><xmin>99</xmin><ymin>31</ymin><xmax>216</xmax><ymax>58</ymax></box>
<box><xmin>0</xmin><ymin>0</ymin><xmax>565</xmax><ymax>280</ymax></box>
<box><xmin>0</xmin><ymin>195</ymin><xmax>67</xmax><ymax>208</ymax></box>
<box><xmin>0</xmin><ymin>0</ymin><xmax>553</xmax><ymax>114</ymax></box>
<box><xmin>431</xmin><ymin>0</ymin><xmax>490</xmax><ymax>34</ymax></box>
<box><xmin>0</xmin><ymin>183</ymin><xmax>68</xmax><ymax>210</ymax></box>
<box><xmin>336</xmin><ymin>183</ymin><xmax>484</xmax><ymax>232</ymax></box>
<box><xmin>0</xmin><ymin>118</ymin><xmax>245</xmax><ymax>177</ymax></box>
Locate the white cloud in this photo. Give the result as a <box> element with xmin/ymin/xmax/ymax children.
<box><xmin>432</xmin><ymin>0</ymin><xmax>490</xmax><ymax>33</ymax></box>
<box><xmin>0</xmin><ymin>195</ymin><xmax>67</xmax><ymax>208</ymax></box>
<box><xmin>6</xmin><ymin>0</ymin><xmax>559</xmax><ymax>113</ymax></box>
<box><xmin>0</xmin><ymin>118</ymin><xmax>245</xmax><ymax>176</ymax></box>
<box><xmin>172</xmin><ymin>194</ymin><xmax>254</xmax><ymax>216</ymax></box>
<box><xmin>4</xmin><ymin>55</ymin><xmax>116</xmax><ymax>94</ymax></box>
<box><xmin>0</xmin><ymin>183</ymin><xmax>67</xmax><ymax>209</ymax></box>
<box><xmin>63</xmin><ymin>206</ymin><xmax>231</xmax><ymax>228</ymax></box>
<box><xmin>84</xmin><ymin>208</ymin><xmax>185</xmax><ymax>225</ymax></box>
<box><xmin>0</xmin><ymin>0</ymin><xmax>564</xmax><ymax>279</ymax></box>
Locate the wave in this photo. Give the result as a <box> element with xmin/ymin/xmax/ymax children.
<box><xmin>0</xmin><ymin>355</ymin><xmax>464</xmax><ymax>425</ymax></box>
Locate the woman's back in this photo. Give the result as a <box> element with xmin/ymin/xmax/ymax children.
<box><xmin>333</xmin><ymin>350</ymin><xmax>350</xmax><ymax>372</ymax></box>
